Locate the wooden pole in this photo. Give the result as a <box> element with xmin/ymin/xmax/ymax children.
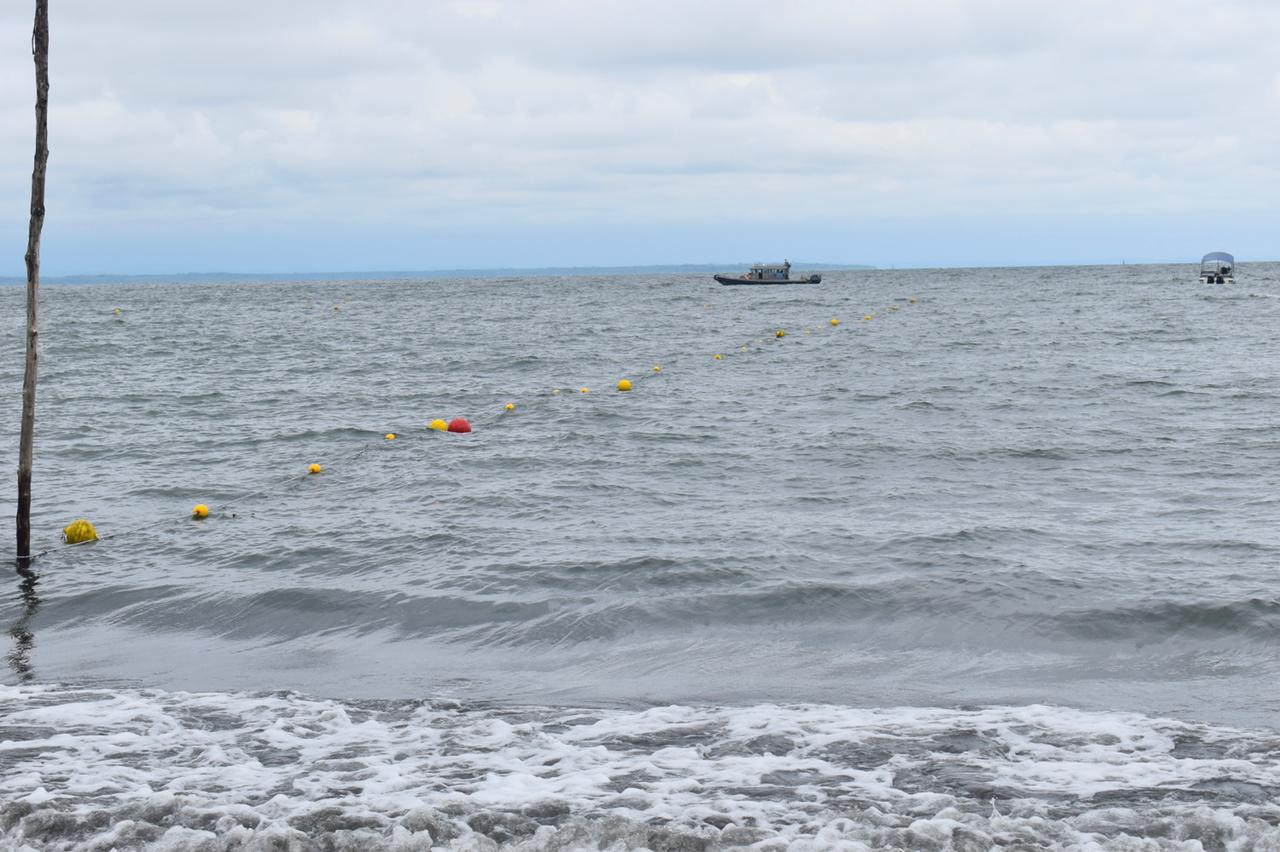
<box><xmin>17</xmin><ymin>0</ymin><xmax>49</xmax><ymax>562</ymax></box>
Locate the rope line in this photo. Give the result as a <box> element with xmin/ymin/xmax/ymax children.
<box><xmin>34</xmin><ymin>299</ymin><xmax>917</xmax><ymax>561</ymax></box>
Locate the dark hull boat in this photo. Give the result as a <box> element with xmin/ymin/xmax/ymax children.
<box><xmin>715</xmin><ymin>273</ymin><xmax>822</xmax><ymax>286</ymax></box>
<box><xmin>715</xmin><ymin>260</ymin><xmax>821</xmax><ymax>285</ymax></box>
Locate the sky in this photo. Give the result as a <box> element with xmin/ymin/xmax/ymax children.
<box><xmin>1</xmin><ymin>0</ymin><xmax>1278</xmax><ymax>275</ymax></box>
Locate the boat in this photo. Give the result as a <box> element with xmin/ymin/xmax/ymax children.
<box><xmin>714</xmin><ymin>260</ymin><xmax>821</xmax><ymax>286</ymax></box>
<box><xmin>1199</xmin><ymin>252</ymin><xmax>1234</xmax><ymax>284</ymax></box>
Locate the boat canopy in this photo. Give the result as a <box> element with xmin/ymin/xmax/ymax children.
<box><xmin>1201</xmin><ymin>251</ymin><xmax>1234</xmax><ymax>264</ymax></box>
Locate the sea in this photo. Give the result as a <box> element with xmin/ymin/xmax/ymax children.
<box><xmin>1</xmin><ymin>264</ymin><xmax>1278</xmax><ymax>850</ymax></box>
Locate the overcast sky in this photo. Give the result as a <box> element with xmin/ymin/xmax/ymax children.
<box><xmin>2</xmin><ymin>0</ymin><xmax>1278</xmax><ymax>274</ymax></box>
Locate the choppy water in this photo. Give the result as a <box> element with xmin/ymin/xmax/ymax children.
<box><xmin>1</xmin><ymin>264</ymin><xmax>1278</xmax><ymax>850</ymax></box>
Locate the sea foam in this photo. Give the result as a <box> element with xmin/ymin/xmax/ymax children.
<box><xmin>2</xmin><ymin>684</ymin><xmax>1278</xmax><ymax>850</ymax></box>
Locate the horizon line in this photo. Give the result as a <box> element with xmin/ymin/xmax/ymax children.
<box><xmin>1</xmin><ymin>257</ymin><xmax>1272</xmax><ymax>284</ymax></box>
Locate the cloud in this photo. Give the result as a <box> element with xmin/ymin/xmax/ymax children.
<box><xmin>1</xmin><ymin>0</ymin><xmax>1278</xmax><ymax>270</ymax></box>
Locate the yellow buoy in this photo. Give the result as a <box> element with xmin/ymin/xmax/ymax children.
<box><xmin>617</xmin><ymin>379</ymin><xmax>632</xmax><ymax>392</ymax></box>
<box><xmin>308</xmin><ymin>463</ymin><xmax>322</xmax><ymax>475</ymax></box>
<box><xmin>652</xmin><ymin>365</ymin><xmax>661</xmax><ymax>373</ymax></box>
<box><xmin>62</xmin><ymin>518</ymin><xmax>98</xmax><ymax>544</ymax></box>
<box><xmin>192</xmin><ymin>504</ymin><xmax>209</xmax><ymax>520</ymax></box>
<box><xmin>580</xmin><ymin>387</ymin><xmax>589</xmax><ymax>394</ymax></box>
<box><xmin>112</xmin><ymin>308</ymin><xmax>122</xmax><ymax>316</ymax></box>
<box><xmin>776</xmin><ymin>330</ymin><xmax>785</xmax><ymax>338</ymax></box>
<box><xmin>429</xmin><ymin>419</ymin><xmax>447</xmax><ymax>431</ymax></box>
<box><xmin>863</xmin><ymin>315</ymin><xmax>873</xmax><ymax>321</ymax></box>
<box><xmin>713</xmin><ymin>354</ymin><xmax>722</xmax><ymax>360</ymax></box>
<box><xmin>505</xmin><ymin>403</ymin><xmax>515</xmax><ymax>411</ymax></box>
<box><xmin>385</xmin><ymin>433</ymin><xmax>396</xmax><ymax>441</ymax></box>
<box><xmin>830</xmin><ymin>318</ymin><xmax>840</xmax><ymax>326</ymax></box>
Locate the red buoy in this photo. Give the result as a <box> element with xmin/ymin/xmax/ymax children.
<box><xmin>447</xmin><ymin>417</ymin><xmax>472</xmax><ymax>434</ymax></box>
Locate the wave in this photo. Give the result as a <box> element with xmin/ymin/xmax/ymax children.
<box><xmin>1</xmin><ymin>686</ymin><xmax>1277</xmax><ymax>850</ymax></box>
<box><xmin>22</xmin><ymin>559</ymin><xmax>1280</xmax><ymax>652</ymax></box>
<box><xmin>1043</xmin><ymin>597</ymin><xmax>1280</xmax><ymax>641</ymax></box>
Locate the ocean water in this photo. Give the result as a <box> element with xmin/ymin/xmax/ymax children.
<box><xmin>1</xmin><ymin>264</ymin><xmax>1278</xmax><ymax>850</ymax></box>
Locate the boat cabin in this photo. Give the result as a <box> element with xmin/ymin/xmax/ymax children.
<box><xmin>1199</xmin><ymin>252</ymin><xmax>1234</xmax><ymax>283</ymax></box>
<box><xmin>747</xmin><ymin>261</ymin><xmax>791</xmax><ymax>281</ymax></box>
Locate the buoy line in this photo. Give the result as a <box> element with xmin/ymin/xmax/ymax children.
<box><xmin>35</xmin><ymin>298</ymin><xmax>919</xmax><ymax>560</ymax></box>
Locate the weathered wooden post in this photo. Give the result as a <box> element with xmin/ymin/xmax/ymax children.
<box><xmin>17</xmin><ymin>0</ymin><xmax>49</xmax><ymax>562</ymax></box>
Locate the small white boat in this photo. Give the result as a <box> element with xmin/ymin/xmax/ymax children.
<box><xmin>1199</xmin><ymin>252</ymin><xmax>1234</xmax><ymax>284</ymax></box>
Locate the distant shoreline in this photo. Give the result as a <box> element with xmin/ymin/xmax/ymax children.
<box><xmin>0</xmin><ymin>262</ymin><xmax>874</xmax><ymax>286</ymax></box>
<box><xmin>4</xmin><ymin>259</ymin><xmax>1272</xmax><ymax>286</ymax></box>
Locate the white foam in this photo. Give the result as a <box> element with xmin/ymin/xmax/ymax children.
<box><xmin>1</xmin><ymin>684</ymin><xmax>1278</xmax><ymax>850</ymax></box>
